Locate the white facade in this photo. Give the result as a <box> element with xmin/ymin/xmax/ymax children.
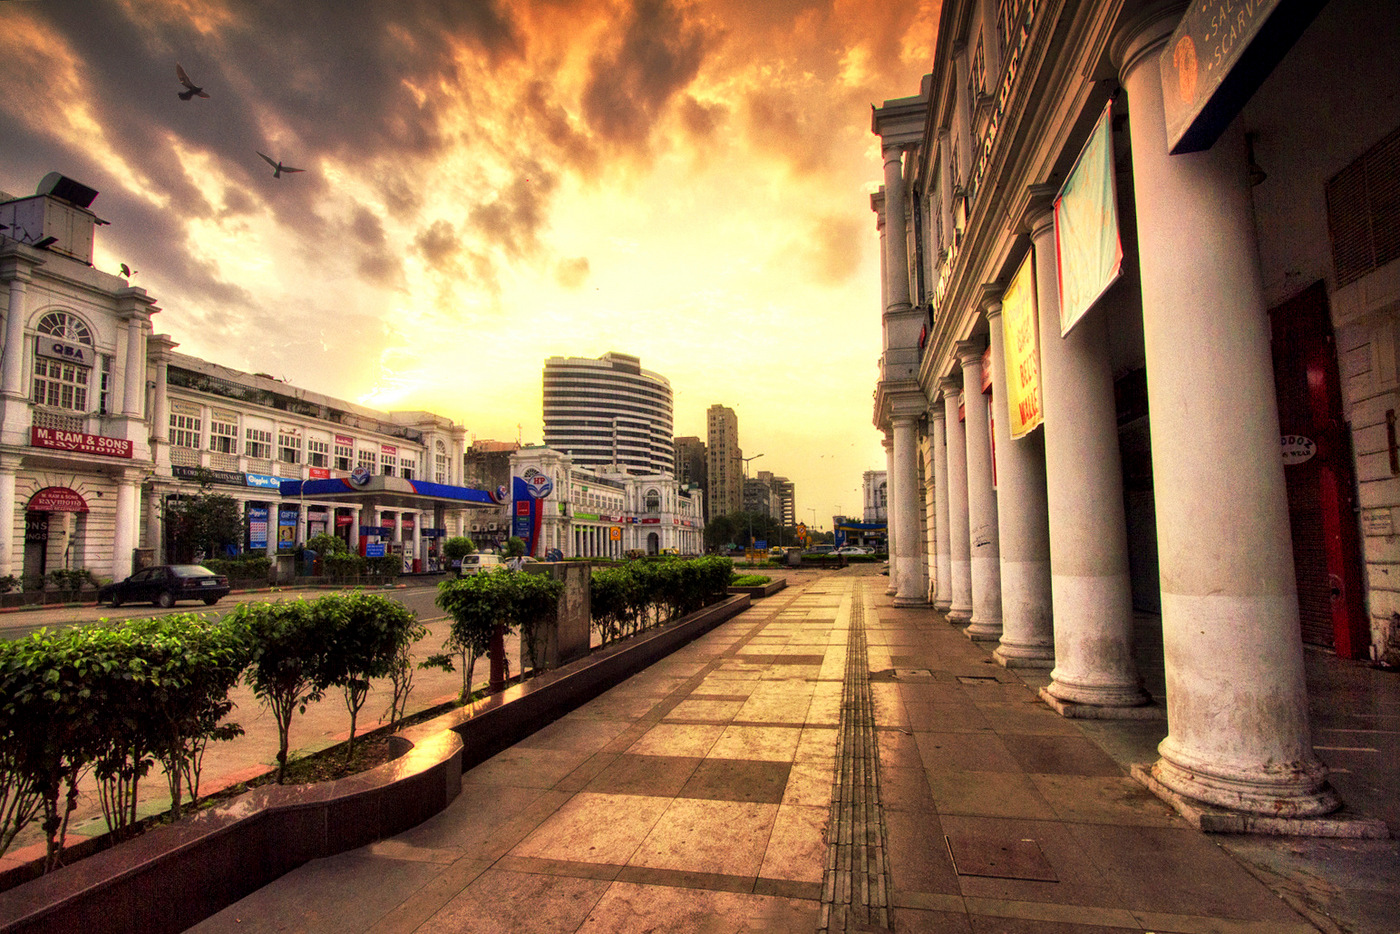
<box><xmin>862</xmin><ymin>470</ymin><xmax>887</xmax><ymax>523</ymax></box>
<box><xmin>510</xmin><ymin>446</ymin><xmax>702</xmax><ymax>558</ymax></box>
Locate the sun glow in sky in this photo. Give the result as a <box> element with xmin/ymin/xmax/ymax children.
<box><xmin>0</xmin><ymin>0</ymin><xmax>937</xmax><ymax>525</ymax></box>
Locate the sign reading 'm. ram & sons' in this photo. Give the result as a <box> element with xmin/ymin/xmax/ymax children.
<box><xmin>1160</xmin><ymin>0</ymin><xmax>1329</xmax><ymax>154</ymax></box>
<box><xmin>30</xmin><ymin>426</ymin><xmax>133</xmax><ymax>458</ymax></box>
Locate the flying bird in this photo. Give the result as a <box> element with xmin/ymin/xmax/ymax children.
<box><xmin>257</xmin><ymin>152</ymin><xmax>305</xmax><ymax>178</ymax></box>
<box><xmin>175</xmin><ymin>63</ymin><xmax>209</xmax><ymax>100</ymax></box>
<box><xmin>119</xmin><ymin>263</ymin><xmax>137</xmax><ymax>277</ymax></box>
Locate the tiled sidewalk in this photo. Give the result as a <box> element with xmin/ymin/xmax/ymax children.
<box><xmin>189</xmin><ymin>572</ymin><xmax>1332</xmax><ymax>934</ymax></box>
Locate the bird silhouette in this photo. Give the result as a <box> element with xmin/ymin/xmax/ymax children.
<box><xmin>175</xmin><ymin>63</ymin><xmax>209</xmax><ymax>100</ymax></box>
<box><xmin>119</xmin><ymin>263</ymin><xmax>137</xmax><ymax>277</ymax></box>
<box><xmin>257</xmin><ymin>152</ymin><xmax>305</xmax><ymax>178</ymax></box>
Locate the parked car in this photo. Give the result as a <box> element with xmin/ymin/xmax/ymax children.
<box><xmin>805</xmin><ymin>544</ymin><xmax>835</xmax><ymax>555</ymax></box>
<box><xmin>99</xmin><ymin>564</ymin><xmax>230</xmax><ymax>608</ymax></box>
<box><xmin>832</xmin><ymin>546</ymin><xmax>872</xmax><ymax>556</ymax></box>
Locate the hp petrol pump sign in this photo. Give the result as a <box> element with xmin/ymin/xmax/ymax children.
<box><xmin>521</xmin><ymin>467</ymin><xmax>553</xmax><ymax>499</ymax></box>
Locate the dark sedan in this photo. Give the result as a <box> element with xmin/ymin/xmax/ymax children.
<box><xmin>99</xmin><ymin>565</ymin><xmax>231</xmax><ymax>608</ymax></box>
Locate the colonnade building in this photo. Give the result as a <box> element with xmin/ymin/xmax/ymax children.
<box><xmin>871</xmin><ymin>0</ymin><xmax>1396</xmax><ymax>830</ymax></box>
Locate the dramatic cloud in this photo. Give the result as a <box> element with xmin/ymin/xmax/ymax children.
<box><xmin>0</xmin><ymin>0</ymin><xmax>937</xmax><ymax>523</ymax></box>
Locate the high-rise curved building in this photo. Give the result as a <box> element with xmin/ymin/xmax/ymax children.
<box><xmin>542</xmin><ymin>352</ymin><xmax>674</xmax><ymax>475</ymax></box>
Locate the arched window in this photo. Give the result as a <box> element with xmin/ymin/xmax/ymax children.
<box><xmin>32</xmin><ymin>312</ymin><xmax>95</xmax><ymax>412</ymax></box>
<box><xmin>644</xmin><ymin>489</ymin><xmax>661</xmax><ymax>512</ymax></box>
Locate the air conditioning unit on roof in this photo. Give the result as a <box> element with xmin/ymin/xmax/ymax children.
<box><xmin>471</xmin><ymin>524</ymin><xmax>481</xmax><ymax>532</ymax></box>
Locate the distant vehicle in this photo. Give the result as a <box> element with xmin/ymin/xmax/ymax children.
<box><xmin>99</xmin><ymin>564</ymin><xmax>230</xmax><ymax>608</ymax></box>
<box><xmin>805</xmin><ymin>544</ymin><xmax>835</xmax><ymax>555</ymax></box>
<box><xmin>832</xmin><ymin>546</ymin><xmax>873</xmax><ymax>556</ymax></box>
<box><xmin>458</xmin><ymin>553</ymin><xmax>502</xmax><ymax>575</ymax></box>
<box><xmin>767</xmin><ymin>546</ymin><xmax>787</xmax><ymax>558</ymax></box>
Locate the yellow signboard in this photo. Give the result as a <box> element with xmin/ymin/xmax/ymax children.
<box><xmin>1002</xmin><ymin>250</ymin><xmax>1043</xmax><ymax>438</ymax></box>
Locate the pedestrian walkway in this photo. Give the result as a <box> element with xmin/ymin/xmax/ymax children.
<box><xmin>186</xmin><ymin>569</ymin><xmax>1397</xmax><ymax>933</ymax></box>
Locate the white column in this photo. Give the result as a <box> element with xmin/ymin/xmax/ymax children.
<box><xmin>930</xmin><ymin>407</ymin><xmax>952</xmax><ymax>611</ymax></box>
<box><xmin>151</xmin><ymin>352</ymin><xmax>171</xmax><ymax>470</ymax></box>
<box><xmin>882</xmin><ymin>148</ymin><xmax>911</xmax><ymax>314</ymax></box>
<box><xmin>0</xmin><ymin>456</ymin><xmax>17</xmax><ymax>578</ymax></box>
<box><xmin>113</xmin><ymin>473</ymin><xmax>140</xmax><ymax>581</ymax></box>
<box><xmin>941</xmin><ymin>379</ymin><xmax>973</xmax><ymax>623</ymax></box>
<box><xmin>121</xmin><ymin>317</ymin><xmax>144</xmax><ymax>417</ymax></box>
<box><xmin>892</xmin><ymin>413</ymin><xmax>926</xmax><ymax>606</ymax></box>
<box><xmin>413</xmin><ymin>513</ymin><xmax>423</xmax><ymax>570</ymax></box>
<box><xmin>144</xmin><ymin>488</ymin><xmax>163</xmax><ymax>561</ymax></box>
<box><xmin>349</xmin><ymin>509</ymin><xmax>361</xmax><ymax>552</ymax></box>
<box><xmin>920</xmin><ymin>428</ymin><xmax>938</xmax><ymax>604</ymax></box>
<box><xmin>1118</xmin><ymin>10</ymin><xmax>1334</xmax><ymax>816</ymax></box>
<box><xmin>1</xmin><ymin>275</ymin><xmax>29</xmax><ymax>399</ymax></box>
<box><xmin>1032</xmin><ymin>203</ymin><xmax>1148</xmax><ymax>713</ymax></box>
<box><xmin>985</xmin><ymin>298</ymin><xmax>1054</xmax><ymax>668</ymax></box>
<box><xmin>883</xmin><ymin>433</ymin><xmax>898</xmax><ymax>594</ymax></box>
<box><xmin>957</xmin><ymin>339</ymin><xmax>1001</xmax><ymax>642</ymax></box>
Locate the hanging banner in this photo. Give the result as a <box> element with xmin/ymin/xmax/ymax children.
<box><xmin>1002</xmin><ymin>250</ymin><xmax>1043</xmax><ymax>438</ymax></box>
<box><xmin>1054</xmin><ymin>101</ymin><xmax>1122</xmax><ymax>336</ymax></box>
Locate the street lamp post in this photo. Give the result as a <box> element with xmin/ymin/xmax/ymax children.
<box><xmin>742</xmin><ymin>453</ymin><xmax>764</xmax><ymax>564</ymax></box>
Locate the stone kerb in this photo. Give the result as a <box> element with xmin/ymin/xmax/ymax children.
<box><xmin>0</xmin><ymin>593</ymin><xmax>753</xmax><ymax>934</ymax></box>
<box><xmin>728</xmin><ymin>579</ymin><xmax>787</xmax><ymax>598</ymax></box>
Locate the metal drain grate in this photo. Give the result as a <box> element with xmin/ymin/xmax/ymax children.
<box><xmin>945</xmin><ymin>833</ymin><xmax>1058</xmax><ymax>882</ymax></box>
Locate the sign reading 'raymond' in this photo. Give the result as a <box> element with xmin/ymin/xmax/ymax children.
<box><xmin>31</xmin><ymin>426</ymin><xmax>133</xmax><ymax>458</ymax></box>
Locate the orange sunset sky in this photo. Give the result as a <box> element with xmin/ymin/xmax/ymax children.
<box><xmin>0</xmin><ymin>0</ymin><xmax>937</xmax><ymax>524</ymax></box>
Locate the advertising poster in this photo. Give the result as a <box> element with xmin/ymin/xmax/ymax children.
<box><xmin>1054</xmin><ymin>101</ymin><xmax>1122</xmax><ymax>336</ymax></box>
<box><xmin>278</xmin><ymin>507</ymin><xmax>299</xmax><ymax>550</ymax></box>
<box><xmin>1002</xmin><ymin>250</ymin><xmax>1043</xmax><ymax>438</ymax></box>
<box><xmin>247</xmin><ymin>505</ymin><xmax>269</xmax><ymax>551</ymax></box>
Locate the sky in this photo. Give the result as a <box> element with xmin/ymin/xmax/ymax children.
<box><xmin>0</xmin><ymin>0</ymin><xmax>936</xmax><ymax>526</ymax></box>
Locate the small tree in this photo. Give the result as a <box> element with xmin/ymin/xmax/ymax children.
<box><xmin>305</xmin><ymin>532</ymin><xmax>348</xmax><ymax>556</ymax></box>
<box><xmin>430</xmin><ymin>573</ymin><xmax>504</xmax><ymax>700</ymax></box>
<box><xmin>231</xmin><ymin>600</ymin><xmax>334</xmax><ymax>783</ymax></box>
<box><xmin>311</xmin><ymin>594</ymin><xmax>423</xmax><ymax>759</ymax></box>
<box><xmin>164</xmin><ymin>471</ymin><xmax>243</xmax><ymax>563</ymax></box>
<box><xmin>441</xmin><ymin>536</ymin><xmax>476</xmax><ymax>563</ymax></box>
<box><xmin>503</xmin><ymin>536</ymin><xmax>527</xmax><ymax>558</ymax></box>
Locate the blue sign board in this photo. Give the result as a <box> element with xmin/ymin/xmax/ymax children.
<box><xmin>365</xmin><ymin>543</ymin><xmax>386</xmax><ymax>557</ymax></box>
<box><xmin>245</xmin><ymin>473</ymin><xmax>281</xmax><ymax>489</ymax></box>
<box><xmin>754</xmin><ymin>540</ymin><xmax>768</xmax><ymax>550</ymax></box>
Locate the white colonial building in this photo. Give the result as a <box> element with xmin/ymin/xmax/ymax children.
<box><xmin>510</xmin><ymin>446</ymin><xmax>703</xmax><ymax>558</ymax></box>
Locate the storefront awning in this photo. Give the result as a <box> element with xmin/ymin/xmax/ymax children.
<box><xmin>279</xmin><ymin>476</ymin><xmax>500</xmax><ymax>511</ymax></box>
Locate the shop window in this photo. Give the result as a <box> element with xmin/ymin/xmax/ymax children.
<box><xmin>400</xmin><ymin>455</ymin><xmax>415</xmax><ymax>480</ymax></box>
<box><xmin>169</xmin><ymin>408</ymin><xmax>201</xmax><ymax>448</ymax></box>
<box><xmin>334</xmin><ymin>439</ymin><xmax>353</xmax><ymax>471</ymax></box>
<box><xmin>209</xmin><ymin>413</ymin><xmax>238</xmax><ymax>453</ymax></box>
<box><xmin>307</xmin><ymin>438</ymin><xmax>329</xmax><ymax>468</ymax></box>
<box><xmin>278</xmin><ymin>430</ymin><xmax>301</xmax><ymax>464</ymax></box>
<box><xmin>382</xmin><ymin>453</ymin><xmax>396</xmax><ymax>477</ymax></box>
<box><xmin>245</xmin><ymin>427</ymin><xmax>273</xmax><ymax>460</ymax></box>
<box><xmin>645</xmin><ymin>489</ymin><xmax>661</xmax><ymax>512</ymax></box>
<box><xmin>970</xmin><ymin>33</ymin><xmax>986</xmax><ymax>100</ymax></box>
<box><xmin>435</xmin><ymin>453</ymin><xmax>448</xmax><ymax>483</ymax></box>
<box><xmin>356</xmin><ymin>449</ymin><xmax>378</xmax><ymax>473</ymax></box>
<box><xmin>32</xmin><ymin>358</ymin><xmax>88</xmax><ymax>411</ymax></box>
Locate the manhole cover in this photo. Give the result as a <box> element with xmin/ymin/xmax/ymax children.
<box><xmin>944</xmin><ymin>833</ymin><xmax>1057</xmax><ymax>881</ymax></box>
<box><xmin>956</xmin><ymin>675</ymin><xmax>1000</xmax><ymax>685</ymax></box>
<box><xmin>894</xmin><ymin>668</ymin><xmax>935</xmax><ymax>680</ymax></box>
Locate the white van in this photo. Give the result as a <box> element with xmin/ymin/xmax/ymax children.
<box><xmin>458</xmin><ymin>554</ymin><xmax>502</xmax><ymax>576</ymax></box>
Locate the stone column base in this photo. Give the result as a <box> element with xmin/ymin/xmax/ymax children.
<box><xmin>933</xmin><ymin>598</ymin><xmax>951</xmax><ymax>611</ymax></box>
<box><xmin>945</xmin><ymin>607</ymin><xmax>972</xmax><ymax>625</ymax></box>
<box><xmin>1038</xmin><ymin>687</ymin><xmax>1162</xmax><ymax>719</ymax></box>
<box><xmin>1131</xmin><ymin>763</ymin><xmax>1387</xmax><ymax>837</ymax></box>
<box><xmin>892</xmin><ymin>596</ymin><xmax>928</xmax><ymax>608</ymax></box>
<box><xmin>993</xmin><ymin>644</ymin><xmax>1054</xmax><ymax>668</ymax></box>
<box><xmin>965</xmin><ymin>621</ymin><xmax>1002</xmax><ymax>642</ymax></box>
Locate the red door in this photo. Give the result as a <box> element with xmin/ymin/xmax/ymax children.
<box><xmin>1270</xmin><ymin>281</ymin><xmax>1368</xmax><ymax>659</ymax></box>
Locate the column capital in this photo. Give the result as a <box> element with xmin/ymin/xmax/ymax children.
<box><xmin>939</xmin><ymin>376</ymin><xmax>962</xmax><ymax>397</ymax></box>
<box><xmin>1110</xmin><ymin>0</ymin><xmax>1186</xmax><ymax>80</ymax></box>
<box><xmin>979</xmin><ymin>283</ymin><xmax>1004</xmax><ymax>317</ymax></box>
<box><xmin>115</xmin><ymin>288</ymin><xmax>160</xmax><ymax>323</ymax></box>
<box><xmin>954</xmin><ymin>338</ymin><xmax>984</xmax><ymax>368</ymax></box>
<box><xmin>1007</xmin><ymin>183</ymin><xmax>1058</xmax><ymax>238</ymax></box>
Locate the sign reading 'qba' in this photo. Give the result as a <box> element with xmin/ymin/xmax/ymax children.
<box><xmin>1001</xmin><ymin>251</ymin><xmax>1043</xmax><ymax>439</ymax></box>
